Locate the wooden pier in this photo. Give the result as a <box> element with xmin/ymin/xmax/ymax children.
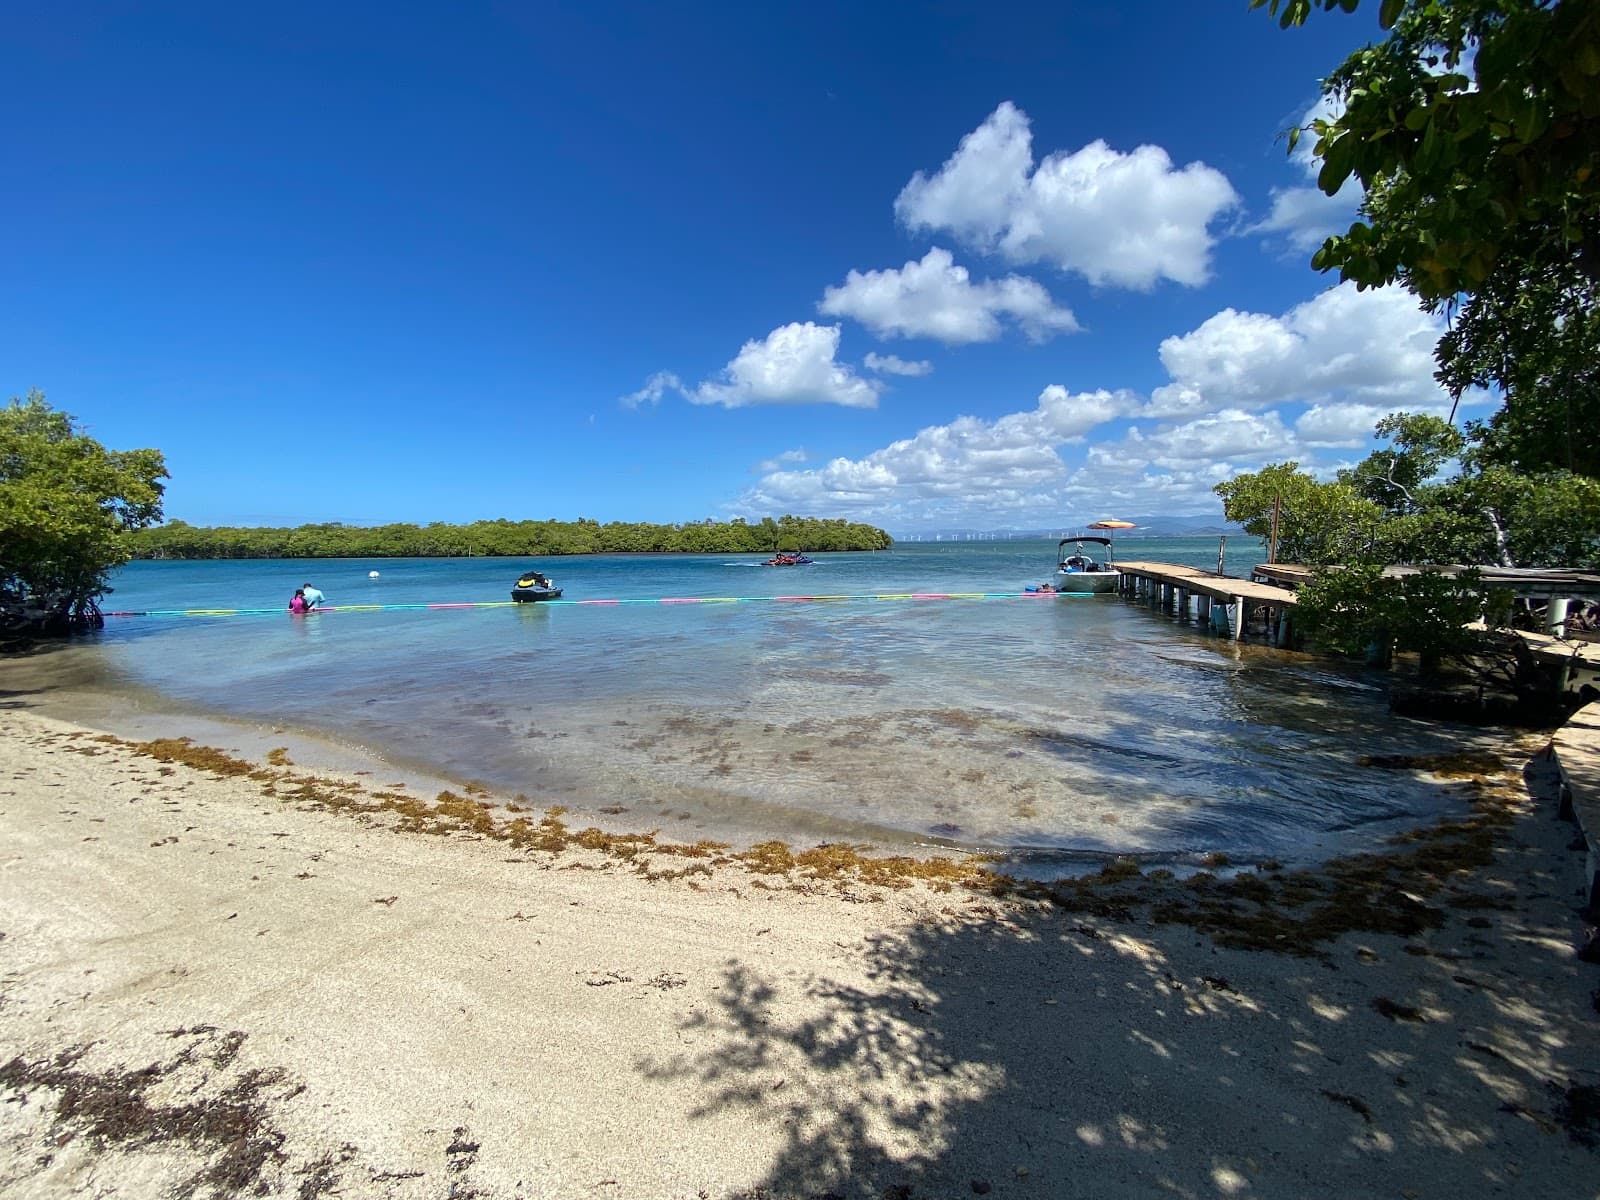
<box><xmin>1253</xmin><ymin>563</ymin><xmax>1600</xmax><ymax>637</ymax></box>
<box><xmin>1117</xmin><ymin>560</ymin><xmax>1600</xmax><ymax>676</ymax></box>
<box><xmin>1115</xmin><ymin>561</ymin><xmax>1298</xmax><ymax>644</ymax></box>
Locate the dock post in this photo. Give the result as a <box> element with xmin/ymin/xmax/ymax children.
<box><xmin>1177</xmin><ymin>587</ymin><xmax>1189</xmax><ymax>619</ymax></box>
<box><xmin>1234</xmin><ymin>599</ymin><xmax>1247</xmax><ymax>641</ymax></box>
<box><xmin>1547</xmin><ymin>598</ymin><xmax>1571</xmax><ymax>636</ymax></box>
<box><xmin>1276</xmin><ymin>607</ymin><xmax>1292</xmax><ymax>648</ymax></box>
<box><xmin>1365</xmin><ymin>637</ymin><xmax>1393</xmax><ymax>668</ymax></box>
<box><xmin>1209</xmin><ymin>603</ymin><xmax>1229</xmax><ymax>636</ymax></box>
<box><xmin>1197</xmin><ymin>594</ymin><xmax>1212</xmax><ymax>622</ymax></box>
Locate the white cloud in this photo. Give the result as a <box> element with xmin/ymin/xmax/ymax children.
<box><xmin>619</xmin><ymin>370</ymin><xmax>682</xmax><ymax>408</ymax></box>
<box><xmin>756</xmin><ymin>448</ymin><xmax>809</xmax><ymax>472</ymax></box>
<box><xmin>1253</xmin><ymin>95</ymin><xmax>1362</xmax><ymax>252</ymax></box>
<box><xmin>1147</xmin><ymin>283</ymin><xmax>1451</xmax><ymax>418</ymax></box>
<box><xmin>1295</xmin><ymin>402</ymin><xmax>1398</xmax><ymax>448</ymax></box>
<box><xmin>686</xmin><ymin>322</ymin><xmax>882</xmax><ymax>409</ymax></box>
<box><xmin>893</xmin><ymin>101</ymin><xmax>1238</xmax><ymax>289</ymax></box>
<box><xmin>1254</xmin><ymin>182</ymin><xmax>1360</xmax><ymax>251</ymax></box>
<box><xmin>737</xmin><ymin>385</ymin><xmax>1138</xmax><ymax>522</ymax></box>
<box><xmin>1058</xmin><ymin>411</ymin><xmax>1296</xmax><ymax>524</ymax></box>
<box><xmin>1127</xmin><ymin>410</ymin><xmax>1299</xmax><ymax>468</ymax></box>
<box><xmin>732</xmin><ymin>282</ymin><xmax>1484</xmax><ymax>529</ymax></box>
<box><xmin>820</xmin><ymin>248</ymin><xmax>1078</xmax><ymax>344</ymax></box>
<box><xmin>863</xmin><ymin>352</ymin><xmax>934</xmax><ymax>377</ymax></box>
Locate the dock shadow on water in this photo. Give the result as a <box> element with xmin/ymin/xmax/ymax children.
<box><xmin>637</xmin><ymin>756</ymin><xmax>1600</xmax><ymax>1200</ymax></box>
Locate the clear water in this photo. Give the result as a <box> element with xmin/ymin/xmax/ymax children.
<box><xmin>72</xmin><ymin>539</ymin><xmax>1493</xmax><ymax>869</ymax></box>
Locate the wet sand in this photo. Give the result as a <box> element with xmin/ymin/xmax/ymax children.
<box><xmin>2</xmin><ymin>703</ymin><xmax>1599</xmax><ymax>1198</ymax></box>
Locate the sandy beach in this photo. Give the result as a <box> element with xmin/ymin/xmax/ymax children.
<box><xmin>3</xmin><ymin>702</ymin><xmax>1599</xmax><ymax>1199</ymax></box>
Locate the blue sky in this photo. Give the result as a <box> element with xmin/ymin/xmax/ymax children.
<box><xmin>4</xmin><ymin>2</ymin><xmax>1485</xmax><ymax>535</ymax></box>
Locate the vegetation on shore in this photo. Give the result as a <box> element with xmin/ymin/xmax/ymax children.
<box><xmin>1217</xmin><ymin>412</ymin><xmax>1598</xmax><ymax>707</ymax></box>
<box><xmin>0</xmin><ymin>387</ymin><xmax>886</xmax><ymax>639</ymax></box>
<box><xmin>123</xmin><ymin>515</ymin><xmax>893</xmax><ymax>560</ymax></box>
<box><xmin>0</xmin><ymin>390</ymin><xmax>167</xmax><ymax>635</ymax></box>
<box><xmin>1222</xmin><ymin>1</ymin><xmax>1600</xmax><ymax>706</ymax></box>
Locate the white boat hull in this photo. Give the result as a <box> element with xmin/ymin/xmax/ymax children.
<box><xmin>1053</xmin><ymin>568</ymin><xmax>1121</xmax><ymax>594</ymax></box>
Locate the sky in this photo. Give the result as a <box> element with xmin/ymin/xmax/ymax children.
<box><xmin>3</xmin><ymin>1</ymin><xmax>1490</xmax><ymax>536</ymax></box>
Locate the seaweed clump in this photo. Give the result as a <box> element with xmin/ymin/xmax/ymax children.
<box><xmin>0</xmin><ymin>1028</ymin><xmax>300</xmax><ymax>1198</ymax></box>
<box><xmin>99</xmin><ymin>734</ymin><xmax>994</xmax><ymax>895</ymax></box>
<box><xmin>91</xmin><ymin>731</ymin><xmax>1533</xmax><ymax>952</ymax></box>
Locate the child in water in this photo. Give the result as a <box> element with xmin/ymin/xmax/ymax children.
<box><xmin>289</xmin><ymin>589</ymin><xmax>308</xmax><ymax>614</ymax></box>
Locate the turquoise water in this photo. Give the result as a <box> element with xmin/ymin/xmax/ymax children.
<box><xmin>79</xmin><ymin>538</ymin><xmax>1491</xmax><ymax>869</ymax></box>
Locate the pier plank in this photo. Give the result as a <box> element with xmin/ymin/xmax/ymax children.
<box><xmin>1116</xmin><ymin>562</ymin><xmax>1298</xmax><ymax>605</ymax></box>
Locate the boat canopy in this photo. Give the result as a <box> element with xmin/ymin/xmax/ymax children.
<box><xmin>1058</xmin><ymin>536</ymin><xmax>1114</xmax><ymax>551</ymax></box>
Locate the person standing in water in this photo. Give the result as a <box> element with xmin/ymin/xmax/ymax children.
<box><xmin>301</xmin><ymin>582</ymin><xmax>325</xmax><ymax>610</ymax></box>
<box><xmin>289</xmin><ymin>589</ymin><xmax>308</xmax><ymax>614</ymax></box>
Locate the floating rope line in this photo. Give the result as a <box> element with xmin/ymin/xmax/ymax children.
<box><xmin>102</xmin><ymin>590</ymin><xmax>1097</xmax><ymax>619</ymax></box>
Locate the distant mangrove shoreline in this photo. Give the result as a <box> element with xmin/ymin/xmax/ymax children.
<box><xmin>126</xmin><ymin>516</ymin><xmax>894</xmax><ymax>560</ymax></box>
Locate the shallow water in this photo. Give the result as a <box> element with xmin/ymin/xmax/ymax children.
<box><xmin>63</xmin><ymin>539</ymin><xmax>1499</xmax><ymax>869</ymax></box>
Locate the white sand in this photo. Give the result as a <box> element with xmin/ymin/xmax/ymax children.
<box><xmin>2</xmin><ymin>707</ymin><xmax>1598</xmax><ymax>1199</ymax></box>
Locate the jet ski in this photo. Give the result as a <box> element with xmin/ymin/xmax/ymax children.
<box><xmin>510</xmin><ymin>569</ymin><xmax>563</xmax><ymax>602</ymax></box>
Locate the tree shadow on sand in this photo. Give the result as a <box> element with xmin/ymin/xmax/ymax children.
<box><xmin>639</xmin><ymin>753</ymin><xmax>1600</xmax><ymax>1199</ymax></box>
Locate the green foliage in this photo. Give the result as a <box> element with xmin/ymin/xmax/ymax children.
<box><xmin>1259</xmin><ymin>0</ymin><xmax>1599</xmax><ymax>298</ymax></box>
<box><xmin>1296</xmin><ymin>564</ymin><xmax>1489</xmax><ymax>677</ymax></box>
<box><xmin>1220</xmin><ymin>411</ymin><xmax>1598</xmax><ymax>689</ymax></box>
<box><xmin>0</xmin><ymin>390</ymin><xmax>167</xmax><ymax>627</ymax></box>
<box><xmin>1259</xmin><ymin>0</ymin><xmax>1600</xmax><ymax>480</ymax></box>
<box><xmin>127</xmin><ymin>513</ymin><xmax>894</xmax><ymax>560</ymax></box>
<box><xmin>1213</xmin><ymin>462</ymin><xmax>1384</xmax><ymax>564</ymax></box>
<box><xmin>1220</xmin><ymin>417</ymin><xmax>1600</xmax><ymax>571</ymax></box>
<box><xmin>1336</xmin><ymin>412</ymin><xmax>1465</xmax><ymax>514</ymax></box>
<box><xmin>1439</xmin><ymin>256</ymin><xmax>1600</xmax><ymax>477</ymax></box>
<box><xmin>1423</xmin><ymin>465</ymin><xmax>1600</xmax><ymax>566</ymax></box>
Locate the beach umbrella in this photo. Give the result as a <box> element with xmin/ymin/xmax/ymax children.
<box><xmin>1087</xmin><ymin>519</ymin><xmax>1136</xmax><ymax>530</ymax></box>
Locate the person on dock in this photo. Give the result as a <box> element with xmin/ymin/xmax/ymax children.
<box><xmin>301</xmin><ymin>582</ymin><xmax>325</xmax><ymax>610</ymax></box>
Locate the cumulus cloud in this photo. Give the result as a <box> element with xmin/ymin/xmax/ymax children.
<box><xmin>893</xmin><ymin>101</ymin><xmax>1238</xmax><ymax>289</ymax></box>
<box><xmin>737</xmin><ymin>385</ymin><xmax>1138</xmax><ymax>521</ymax></box>
<box><xmin>1146</xmin><ymin>283</ymin><xmax>1451</xmax><ymax>419</ymax></box>
<box><xmin>1254</xmin><ymin>183</ymin><xmax>1360</xmax><ymax>252</ymax></box>
<box><xmin>1161</xmin><ymin>412</ymin><xmax>1288</xmax><ymax>468</ymax></box>
<box><xmin>1295</xmin><ymin>402</ymin><xmax>1400</xmax><ymax>449</ymax></box>
<box><xmin>733</xmin><ymin>283</ymin><xmax>1480</xmax><ymax>528</ymax></box>
<box><xmin>1253</xmin><ymin>95</ymin><xmax>1362</xmax><ymax>252</ymax></box>
<box><xmin>863</xmin><ymin>352</ymin><xmax>934</xmax><ymax>377</ymax></box>
<box><xmin>820</xmin><ymin>248</ymin><xmax>1078</xmax><ymax>344</ymax></box>
<box><xmin>684</xmin><ymin>322</ymin><xmax>882</xmax><ymax>409</ymax></box>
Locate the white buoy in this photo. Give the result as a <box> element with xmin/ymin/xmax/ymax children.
<box><xmin>369</xmin><ymin>570</ymin><xmax>380</xmax><ymax>579</ymax></box>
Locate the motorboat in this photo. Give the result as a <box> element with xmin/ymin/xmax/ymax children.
<box><xmin>510</xmin><ymin>569</ymin><xmax>563</xmax><ymax>602</ymax></box>
<box><xmin>1051</xmin><ymin>534</ymin><xmax>1121</xmax><ymax>594</ymax></box>
<box><xmin>762</xmin><ymin>553</ymin><xmax>814</xmax><ymax>566</ymax></box>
